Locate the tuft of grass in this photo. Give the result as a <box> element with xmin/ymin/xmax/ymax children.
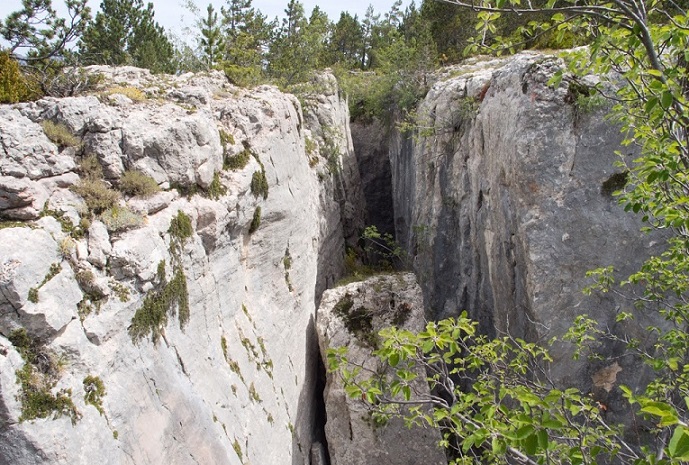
<box><xmin>78</xmin><ymin>154</ymin><xmax>104</xmax><ymax>181</ymax></box>
<box><xmin>100</xmin><ymin>205</ymin><xmax>144</xmax><ymax>233</ymax></box>
<box><xmin>41</xmin><ymin>120</ymin><xmax>80</xmax><ymax>148</ymax></box>
<box><xmin>106</xmin><ymin>86</ymin><xmax>146</xmax><ymax>102</ymax></box>
<box><xmin>219</xmin><ymin>129</ymin><xmax>235</xmax><ymax>146</ymax></box>
<box><xmin>249</xmin><ymin>382</ymin><xmax>262</xmax><ymax>403</ymax></box>
<box><xmin>28</xmin><ymin>288</ymin><xmax>39</xmax><ymax>303</ymax></box>
<box><xmin>232</xmin><ymin>438</ymin><xmax>243</xmax><ymax>461</ymax></box>
<box><xmin>71</xmin><ymin>180</ymin><xmax>119</xmax><ymax>214</ymax></box>
<box><xmin>118</xmin><ymin>170</ymin><xmax>160</xmax><ymax>198</ymax></box>
<box><xmin>249</xmin><ymin>207</ymin><xmax>261</xmax><ymax>234</ymax></box>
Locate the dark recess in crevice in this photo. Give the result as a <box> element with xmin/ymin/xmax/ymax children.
<box><xmin>310</xmin><ymin>348</ymin><xmax>331</xmax><ymax>465</ymax></box>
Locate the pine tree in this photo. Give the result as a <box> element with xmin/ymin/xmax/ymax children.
<box><xmin>267</xmin><ymin>2</ymin><xmax>330</xmax><ymax>86</ymax></box>
<box><xmin>78</xmin><ymin>0</ymin><xmax>173</xmax><ymax>73</ymax></box>
<box><xmin>1</xmin><ymin>0</ymin><xmax>91</xmax><ymax>63</ymax></box>
<box><xmin>328</xmin><ymin>12</ymin><xmax>363</xmax><ymax>67</ymax></box>
<box><xmin>200</xmin><ymin>4</ymin><xmax>224</xmax><ymax>69</ymax></box>
<box><xmin>221</xmin><ymin>0</ymin><xmax>273</xmax><ymax>86</ymax></box>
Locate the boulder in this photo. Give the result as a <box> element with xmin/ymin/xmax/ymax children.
<box><xmin>317</xmin><ymin>273</ymin><xmax>447</xmax><ymax>465</ymax></box>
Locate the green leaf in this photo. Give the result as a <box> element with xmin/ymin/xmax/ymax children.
<box><xmin>661</xmin><ymin>91</ymin><xmax>674</xmax><ymax>109</ymax></box>
<box><xmin>389</xmin><ymin>352</ymin><xmax>400</xmax><ymax>367</ymax></box>
<box><xmin>640</xmin><ymin>402</ymin><xmax>677</xmax><ymax>419</ymax></box>
<box><xmin>537</xmin><ymin>429</ymin><xmax>548</xmax><ymax>450</ymax></box>
<box><xmin>523</xmin><ymin>432</ymin><xmax>539</xmax><ymax>455</ymax></box>
<box><xmin>645</xmin><ymin>97</ymin><xmax>658</xmax><ymax>113</ymax></box>
<box><xmin>668</xmin><ymin>426</ymin><xmax>689</xmax><ymax>459</ymax></box>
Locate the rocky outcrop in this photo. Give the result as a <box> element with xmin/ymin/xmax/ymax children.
<box><xmin>317</xmin><ymin>273</ymin><xmax>446</xmax><ymax>465</ymax></box>
<box><xmin>0</xmin><ymin>67</ymin><xmax>360</xmax><ymax>465</ymax></box>
<box><xmin>391</xmin><ymin>53</ymin><xmax>663</xmax><ymax>403</ymax></box>
<box><xmin>299</xmin><ymin>73</ymin><xmax>367</xmax><ymax>296</ymax></box>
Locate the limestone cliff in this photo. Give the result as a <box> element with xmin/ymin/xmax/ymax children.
<box><xmin>0</xmin><ymin>68</ymin><xmax>362</xmax><ymax>465</ymax></box>
<box><xmin>389</xmin><ymin>52</ymin><xmax>663</xmax><ymax>401</ymax></box>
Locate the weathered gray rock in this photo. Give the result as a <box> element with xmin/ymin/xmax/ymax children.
<box><xmin>317</xmin><ymin>273</ymin><xmax>447</xmax><ymax>465</ymax></box>
<box><xmin>390</xmin><ymin>52</ymin><xmax>663</xmax><ymax>410</ymax></box>
<box><xmin>0</xmin><ymin>108</ymin><xmax>75</xmax><ymax>180</ymax></box>
<box><xmin>0</xmin><ymin>68</ymin><xmax>359</xmax><ymax>465</ymax></box>
<box><xmin>87</xmin><ymin>221</ymin><xmax>111</xmax><ymax>269</ymax></box>
<box><xmin>0</xmin><ymin>228</ymin><xmax>60</xmax><ymax>316</ymax></box>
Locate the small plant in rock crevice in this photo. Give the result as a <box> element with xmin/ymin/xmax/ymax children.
<box><xmin>27</xmin><ymin>263</ymin><xmax>62</xmax><ymax>303</ymax></box>
<box><xmin>41</xmin><ymin>120</ymin><xmax>81</xmax><ymax>148</ymax></box>
<box><xmin>118</xmin><ymin>170</ymin><xmax>160</xmax><ymax>198</ymax></box>
<box><xmin>205</xmin><ymin>171</ymin><xmax>227</xmax><ymax>200</ymax></box>
<box><xmin>8</xmin><ymin>328</ymin><xmax>80</xmax><ymax>425</ymax></box>
<box><xmin>128</xmin><ymin>210</ymin><xmax>192</xmax><ymax>344</ymax></box>
<box><xmin>83</xmin><ymin>375</ymin><xmax>106</xmax><ymax>416</ymax></box>
<box><xmin>249</xmin><ymin>207</ymin><xmax>261</xmax><ymax>234</ymax></box>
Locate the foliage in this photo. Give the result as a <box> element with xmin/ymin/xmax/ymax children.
<box><xmin>328</xmin><ymin>315</ymin><xmax>642</xmax><ymax>465</ymax></box>
<box><xmin>220</xmin><ymin>0</ymin><xmax>273</xmax><ymax>87</ymax></box>
<box><xmin>8</xmin><ymin>328</ymin><xmax>80</xmax><ymax>425</ymax></box>
<box><xmin>78</xmin><ymin>0</ymin><xmax>174</xmax><ymax>73</ymax></box>
<box><xmin>250</xmin><ymin>157</ymin><xmax>269</xmax><ymax>199</ymax></box>
<box><xmin>128</xmin><ymin>266</ymin><xmax>189</xmax><ymax>344</ymax></box>
<box><xmin>362</xmin><ymin>225</ymin><xmax>408</xmax><ymax>270</ymax></box>
<box><xmin>79</xmin><ymin>154</ymin><xmax>104</xmax><ymax>180</ymax></box>
<box><xmin>0</xmin><ymin>52</ymin><xmax>37</xmax><ymax>103</ymax></box>
<box><xmin>99</xmin><ymin>205</ymin><xmax>144</xmax><ymax>232</ymax></box>
<box><xmin>1</xmin><ymin>0</ymin><xmax>91</xmax><ymax>63</ymax></box>
<box><xmin>83</xmin><ymin>375</ymin><xmax>106</xmax><ymax>416</ymax></box>
<box><xmin>118</xmin><ymin>170</ymin><xmax>160</xmax><ymax>197</ymax></box>
<box><xmin>129</xmin><ymin>210</ymin><xmax>191</xmax><ymax>344</ymax></box>
<box><xmin>248</xmin><ymin>206</ymin><xmax>261</xmax><ymax>234</ymax></box>
<box><xmin>71</xmin><ymin>179</ymin><xmax>120</xmax><ymax>214</ymax></box>
<box><xmin>105</xmin><ymin>86</ymin><xmax>147</xmax><ymax>102</ymax></box>
<box><xmin>40</xmin><ymin>120</ymin><xmax>81</xmax><ymax>148</ymax></box>
<box><xmin>169</xmin><ymin>210</ymin><xmax>193</xmax><ymax>243</ymax></box>
<box><xmin>205</xmin><ymin>171</ymin><xmax>227</xmax><ymax>200</ymax></box>
<box><xmin>199</xmin><ymin>3</ymin><xmax>224</xmax><ymax>69</ymax></box>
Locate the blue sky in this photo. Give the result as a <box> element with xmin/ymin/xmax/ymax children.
<box><xmin>1</xmin><ymin>0</ymin><xmax>413</xmax><ymax>39</ymax></box>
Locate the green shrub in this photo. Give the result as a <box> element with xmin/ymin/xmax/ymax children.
<box><xmin>118</xmin><ymin>170</ymin><xmax>160</xmax><ymax>198</ymax></box>
<box><xmin>129</xmin><ymin>268</ymin><xmax>189</xmax><ymax>344</ymax></box>
<box><xmin>249</xmin><ymin>207</ymin><xmax>261</xmax><ymax>234</ymax></box>
<box><xmin>79</xmin><ymin>155</ymin><xmax>104</xmax><ymax>181</ymax></box>
<box><xmin>100</xmin><ymin>205</ymin><xmax>144</xmax><ymax>232</ymax></box>
<box><xmin>224</xmin><ymin>148</ymin><xmax>252</xmax><ymax>170</ymax></box>
<box><xmin>41</xmin><ymin>120</ymin><xmax>81</xmax><ymax>148</ymax></box>
<box><xmin>9</xmin><ymin>329</ymin><xmax>80</xmax><ymax>425</ymax></box>
<box><xmin>250</xmin><ymin>170</ymin><xmax>269</xmax><ymax>199</ymax></box>
<box><xmin>169</xmin><ymin>210</ymin><xmax>193</xmax><ymax>242</ymax></box>
<box><xmin>223</xmin><ymin>63</ymin><xmax>264</xmax><ymax>88</ymax></box>
<box><xmin>206</xmin><ymin>172</ymin><xmax>227</xmax><ymax>200</ymax></box>
<box><xmin>71</xmin><ymin>180</ymin><xmax>119</xmax><ymax>214</ymax></box>
<box><xmin>219</xmin><ymin>129</ymin><xmax>235</xmax><ymax>146</ymax></box>
<box><xmin>28</xmin><ymin>288</ymin><xmax>39</xmax><ymax>303</ymax></box>
<box><xmin>0</xmin><ymin>52</ymin><xmax>36</xmax><ymax>103</ymax></box>
<box><xmin>83</xmin><ymin>375</ymin><xmax>106</xmax><ymax>416</ymax></box>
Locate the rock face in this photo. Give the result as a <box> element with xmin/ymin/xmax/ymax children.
<box><xmin>390</xmin><ymin>52</ymin><xmax>663</xmax><ymax>398</ymax></box>
<box><xmin>0</xmin><ymin>68</ymin><xmax>362</xmax><ymax>465</ymax></box>
<box><xmin>316</xmin><ymin>273</ymin><xmax>446</xmax><ymax>465</ymax></box>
